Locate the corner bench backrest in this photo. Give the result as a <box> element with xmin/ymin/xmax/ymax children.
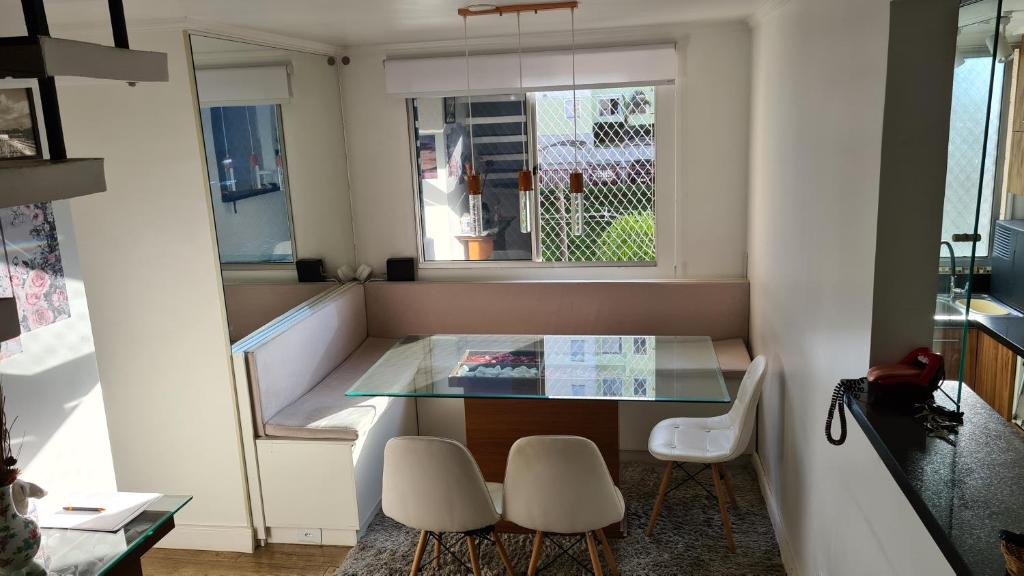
<box><xmin>247</xmin><ymin>283</ymin><xmax>368</xmax><ymax>435</ymax></box>
<box><xmin>364</xmin><ymin>281</ymin><xmax>748</xmax><ymax>341</ymax></box>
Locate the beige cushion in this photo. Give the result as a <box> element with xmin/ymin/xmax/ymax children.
<box><xmin>263</xmin><ymin>338</ymin><xmax>396</xmax><ymax>441</ymax></box>
<box><xmin>249</xmin><ymin>283</ymin><xmax>369</xmax><ymax>436</ymax></box>
<box><xmin>503</xmin><ymin>436</ymin><xmax>625</xmax><ymax>535</ymax></box>
<box><xmin>383</xmin><ymin>437</ymin><xmax>501</xmax><ymax>533</ymax></box>
<box><xmin>713</xmin><ymin>338</ymin><xmax>752</xmax><ymax>379</ymax></box>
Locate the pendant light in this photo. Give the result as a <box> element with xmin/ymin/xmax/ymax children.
<box><xmin>463</xmin><ymin>15</ymin><xmax>484</xmax><ymax>237</ymax></box>
<box><xmin>516</xmin><ymin>13</ymin><xmax>534</xmax><ymax>234</ymax></box>
<box><xmin>567</xmin><ymin>6</ymin><xmax>585</xmax><ymax>236</ymax></box>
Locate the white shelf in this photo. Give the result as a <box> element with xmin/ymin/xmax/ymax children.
<box><xmin>0</xmin><ymin>158</ymin><xmax>105</xmax><ymax>208</ymax></box>
<box><xmin>0</xmin><ymin>299</ymin><xmax>19</xmax><ymax>343</ymax></box>
<box><xmin>0</xmin><ymin>36</ymin><xmax>168</xmax><ymax>82</ymax></box>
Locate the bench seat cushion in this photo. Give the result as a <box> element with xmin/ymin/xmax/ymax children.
<box><xmin>264</xmin><ymin>337</ymin><xmax>397</xmax><ymax>441</ymax></box>
<box><xmin>713</xmin><ymin>338</ymin><xmax>752</xmax><ymax>379</ymax></box>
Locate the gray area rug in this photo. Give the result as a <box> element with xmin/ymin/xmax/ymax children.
<box><xmin>337</xmin><ymin>457</ymin><xmax>785</xmax><ymax>575</ymax></box>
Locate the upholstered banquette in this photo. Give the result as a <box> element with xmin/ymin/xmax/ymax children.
<box><xmin>232</xmin><ymin>283</ymin><xmax>415</xmax><ymax>546</ymax></box>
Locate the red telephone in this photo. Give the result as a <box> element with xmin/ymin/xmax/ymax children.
<box><xmin>865</xmin><ymin>347</ymin><xmax>945</xmax><ymax>406</ymax></box>
<box><xmin>826</xmin><ymin>348</ymin><xmax>946</xmax><ymax>445</ymax></box>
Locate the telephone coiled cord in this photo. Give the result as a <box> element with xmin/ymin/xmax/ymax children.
<box><xmin>825</xmin><ymin>378</ymin><xmax>865</xmax><ymax>446</ymax></box>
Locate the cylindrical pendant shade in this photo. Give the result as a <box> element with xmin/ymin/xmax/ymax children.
<box><xmin>518</xmin><ymin>170</ymin><xmax>534</xmax><ymax>192</ymax></box>
<box><xmin>518</xmin><ymin>170</ymin><xmax>534</xmax><ymax>233</ymax></box>
<box><xmin>569</xmin><ymin>171</ymin><xmax>584</xmax><ymax>194</ymax></box>
<box><xmin>467</xmin><ymin>173</ymin><xmax>482</xmax><ymax>195</ymax></box>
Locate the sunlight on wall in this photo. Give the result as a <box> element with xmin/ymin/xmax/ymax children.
<box><xmin>1</xmin><ymin>278</ymin><xmax>96</xmax><ymax>377</ymax></box>
<box><xmin>1</xmin><ymin>202</ymin><xmax>115</xmax><ymax>494</ymax></box>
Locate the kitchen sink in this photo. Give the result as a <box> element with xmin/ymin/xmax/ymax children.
<box><xmin>935</xmin><ymin>295</ymin><xmax>1022</xmax><ymax>318</ymax></box>
<box><xmin>955</xmin><ymin>298</ymin><xmax>1015</xmax><ymax>316</ymax></box>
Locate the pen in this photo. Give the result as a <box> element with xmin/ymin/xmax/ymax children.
<box><xmin>62</xmin><ymin>506</ymin><xmax>105</xmax><ymax>513</ymax></box>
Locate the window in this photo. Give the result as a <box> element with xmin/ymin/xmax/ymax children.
<box><xmin>599</xmin><ymin>337</ymin><xmax>623</xmax><ymax>355</ymax></box>
<box><xmin>632</xmin><ymin>336</ymin><xmax>649</xmax><ymax>355</ymax></box>
<box><xmin>600</xmin><ymin>377</ymin><xmax>624</xmax><ymax>397</ymax></box>
<box><xmin>940</xmin><ymin>57</ymin><xmax>1004</xmax><ymax>258</ymax></box>
<box><xmin>410</xmin><ymin>86</ymin><xmax>656</xmax><ymax>264</ymax></box>
<box><xmin>200</xmin><ymin>104</ymin><xmax>294</xmax><ymax>264</ymax></box>
<box><xmin>633</xmin><ymin>377</ymin><xmax>648</xmax><ymax>397</ymax></box>
<box><xmin>570</xmin><ymin>339</ymin><xmax>586</xmax><ymax>362</ymax></box>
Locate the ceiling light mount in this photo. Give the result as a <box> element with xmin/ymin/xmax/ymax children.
<box><xmin>458</xmin><ymin>1</ymin><xmax>579</xmax><ymax>18</ymax></box>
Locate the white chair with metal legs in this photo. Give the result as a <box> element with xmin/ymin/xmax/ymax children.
<box><xmin>645</xmin><ymin>355</ymin><xmax>767</xmax><ymax>552</ymax></box>
<box><xmin>503</xmin><ymin>435</ymin><xmax>624</xmax><ymax>576</ymax></box>
<box><xmin>382</xmin><ymin>436</ymin><xmax>515</xmax><ymax>576</ymax></box>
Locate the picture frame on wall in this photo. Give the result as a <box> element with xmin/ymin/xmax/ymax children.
<box><xmin>0</xmin><ymin>88</ymin><xmax>41</xmax><ymax>160</ymax></box>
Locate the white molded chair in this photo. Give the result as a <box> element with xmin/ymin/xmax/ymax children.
<box><xmin>645</xmin><ymin>355</ymin><xmax>767</xmax><ymax>551</ymax></box>
<box><xmin>503</xmin><ymin>435</ymin><xmax>625</xmax><ymax>576</ymax></box>
<box><xmin>382</xmin><ymin>436</ymin><xmax>514</xmax><ymax>576</ymax></box>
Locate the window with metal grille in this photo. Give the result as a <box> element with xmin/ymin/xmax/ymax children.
<box><xmin>409</xmin><ymin>85</ymin><xmax>656</xmax><ymax>265</ymax></box>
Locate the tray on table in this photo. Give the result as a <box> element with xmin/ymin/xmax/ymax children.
<box><xmin>448</xmin><ymin>349</ymin><xmax>544</xmax><ymax>396</ymax></box>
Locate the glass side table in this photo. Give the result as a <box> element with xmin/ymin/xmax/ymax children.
<box><xmin>34</xmin><ymin>495</ymin><xmax>191</xmax><ymax>575</ymax></box>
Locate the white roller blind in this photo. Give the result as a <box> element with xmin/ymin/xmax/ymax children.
<box><xmin>195</xmin><ymin>65</ymin><xmax>291</xmax><ymax>106</ymax></box>
<box><xmin>385</xmin><ymin>44</ymin><xmax>675</xmax><ymax>97</ymax></box>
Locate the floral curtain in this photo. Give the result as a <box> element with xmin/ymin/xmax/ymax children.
<box><xmin>0</xmin><ymin>202</ymin><xmax>69</xmax><ymax>358</ymax></box>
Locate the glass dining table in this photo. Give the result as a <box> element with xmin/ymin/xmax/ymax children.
<box><xmin>346</xmin><ymin>334</ymin><xmax>730</xmax><ymax>403</ymax></box>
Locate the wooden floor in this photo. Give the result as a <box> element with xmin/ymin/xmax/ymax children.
<box><xmin>141</xmin><ymin>544</ymin><xmax>350</xmax><ymax>576</ymax></box>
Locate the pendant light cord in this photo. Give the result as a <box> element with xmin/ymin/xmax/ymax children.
<box><xmin>571</xmin><ymin>6</ymin><xmax>577</xmax><ymax>169</ymax></box>
<box><xmin>518</xmin><ymin>12</ymin><xmax>527</xmax><ymax>172</ymax></box>
<box><xmin>464</xmin><ymin>16</ymin><xmax>476</xmax><ymax>172</ymax></box>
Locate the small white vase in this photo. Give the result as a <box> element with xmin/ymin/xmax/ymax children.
<box><xmin>0</xmin><ymin>483</ymin><xmax>40</xmax><ymax>575</ymax></box>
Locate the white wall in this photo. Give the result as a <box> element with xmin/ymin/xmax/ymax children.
<box><xmin>748</xmin><ymin>0</ymin><xmax>954</xmax><ymax>574</ymax></box>
<box><xmin>60</xmin><ymin>29</ymin><xmax>253</xmax><ymax>551</ymax></box>
<box><xmin>340</xmin><ymin>22</ymin><xmax>750</xmax><ymax>280</ymax></box>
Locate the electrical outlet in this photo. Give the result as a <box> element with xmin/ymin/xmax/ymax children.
<box><xmin>297</xmin><ymin>528</ymin><xmax>322</xmax><ymax>544</ymax></box>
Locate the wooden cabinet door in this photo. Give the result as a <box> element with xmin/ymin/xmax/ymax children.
<box><xmin>973</xmin><ymin>331</ymin><xmax>1018</xmax><ymax>419</ymax></box>
<box><xmin>933</xmin><ymin>326</ymin><xmax>977</xmax><ymax>388</ymax></box>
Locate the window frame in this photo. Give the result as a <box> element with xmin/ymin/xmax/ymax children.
<box><xmin>406</xmin><ymin>86</ymin><xmax>667</xmax><ymax>270</ymax></box>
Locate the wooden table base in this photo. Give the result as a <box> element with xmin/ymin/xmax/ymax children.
<box><xmin>464</xmin><ymin>398</ymin><xmax>623</xmax><ymax>537</ymax></box>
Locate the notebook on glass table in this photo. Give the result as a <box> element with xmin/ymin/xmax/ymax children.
<box><xmin>36</xmin><ymin>491</ymin><xmax>162</xmax><ymax>532</ymax></box>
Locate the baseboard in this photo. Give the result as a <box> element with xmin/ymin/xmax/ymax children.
<box><xmin>752</xmin><ymin>451</ymin><xmax>799</xmax><ymax>576</ymax></box>
<box><xmin>358</xmin><ymin>499</ymin><xmax>381</xmax><ymax>537</ymax></box>
<box><xmin>156</xmin><ymin>523</ymin><xmax>254</xmax><ymax>553</ymax></box>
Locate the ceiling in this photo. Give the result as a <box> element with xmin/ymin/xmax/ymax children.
<box><xmin>17</xmin><ymin>0</ymin><xmax>765</xmax><ymax>47</ymax></box>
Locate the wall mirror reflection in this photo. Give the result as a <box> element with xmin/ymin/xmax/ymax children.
<box><xmin>188</xmin><ymin>34</ymin><xmax>355</xmax><ymax>342</ymax></box>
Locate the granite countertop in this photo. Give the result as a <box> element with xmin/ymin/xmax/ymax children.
<box><xmin>969</xmin><ymin>311</ymin><xmax>1024</xmax><ymax>357</ymax></box>
<box><xmin>849</xmin><ymin>382</ymin><xmax>1024</xmax><ymax>575</ymax></box>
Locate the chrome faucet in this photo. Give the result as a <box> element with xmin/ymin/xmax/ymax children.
<box><xmin>940</xmin><ymin>241</ymin><xmax>960</xmax><ymax>301</ymax></box>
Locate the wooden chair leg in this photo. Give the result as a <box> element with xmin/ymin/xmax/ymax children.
<box><xmin>595</xmin><ymin>528</ymin><xmax>619</xmax><ymax>576</ymax></box>
<box><xmin>721</xmin><ymin>464</ymin><xmax>738</xmax><ymax>507</ymax></box>
<box><xmin>466</xmin><ymin>535</ymin><xmax>482</xmax><ymax>576</ymax></box>
<box><xmin>646</xmin><ymin>460</ymin><xmax>673</xmax><ymax>537</ymax></box>
<box><xmin>410</xmin><ymin>530</ymin><xmax>428</xmax><ymax>576</ymax></box>
<box><xmin>585</xmin><ymin>531</ymin><xmax>605</xmax><ymax>576</ymax></box>
<box><xmin>433</xmin><ymin>533</ymin><xmax>442</xmax><ymax>570</ymax></box>
<box><xmin>527</xmin><ymin>530</ymin><xmax>544</xmax><ymax>576</ymax></box>
<box><xmin>492</xmin><ymin>531</ymin><xmax>516</xmax><ymax>576</ymax></box>
<box><xmin>711</xmin><ymin>463</ymin><xmax>736</xmax><ymax>552</ymax></box>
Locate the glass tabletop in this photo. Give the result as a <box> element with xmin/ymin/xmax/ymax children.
<box><xmin>34</xmin><ymin>495</ymin><xmax>191</xmax><ymax>575</ymax></box>
<box><xmin>347</xmin><ymin>335</ymin><xmax>729</xmax><ymax>402</ymax></box>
